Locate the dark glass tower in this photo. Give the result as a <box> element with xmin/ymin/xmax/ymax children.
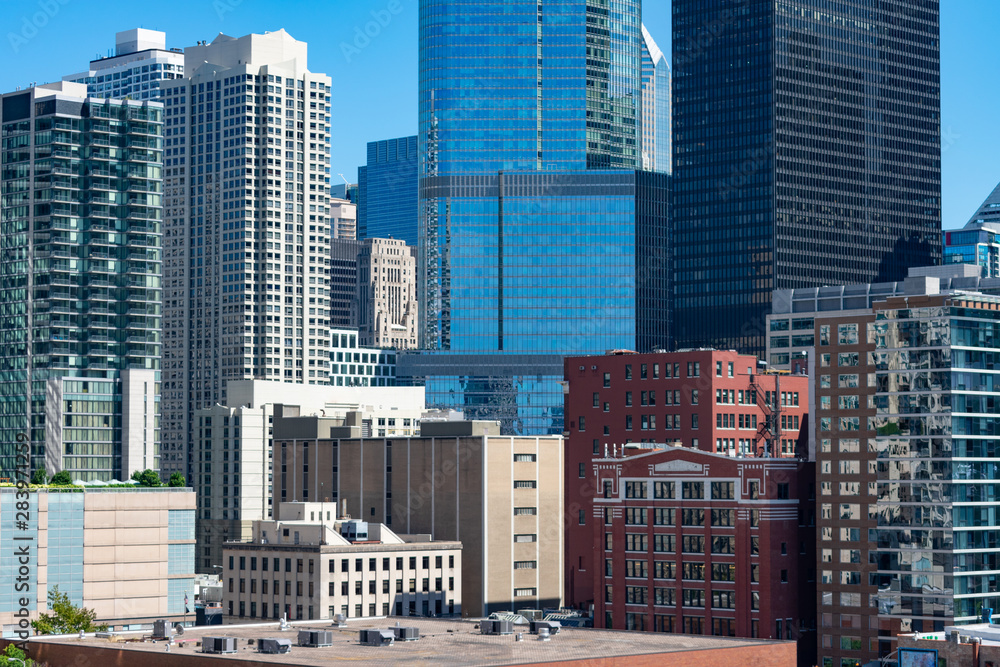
<box><xmin>671</xmin><ymin>0</ymin><xmax>942</xmax><ymax>354</ymax></box>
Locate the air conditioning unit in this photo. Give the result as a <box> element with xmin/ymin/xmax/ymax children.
<box><xmin>480</xmin><ymin>619</ymin><xmax>513</xmax><ymax>635</ymax></box>
<box><xmin>360</xmin><ymin>629</ymin><xmax>395</xmax><ymax>646</ymax></box>
<box><xmin>392</xmin><ymin>626</ymin><xmax>420</xmax><ymax>641</ymax></box>
<box><xmin>202</xmin><ymin>636</ymin><xmax>237</xmax><ymax>654</ymax></box>
<box><xmin>257</xmin><ymin>638</ymin><xmax>292</xmax><ymax>654</ymax></box>
<box><xmin>151</xmin><ymin>619</ymin><xmax>172</xmax><ymax>640</ymax></box>
<box><xmin>530</xmin><ymin>620</ymin><xmax>561</xmax><ymax>635</ymax></box>
<box><xmin>297</xmin><ymin>629</ymin><xmax>333</xmax><ymax>647</ymax></box>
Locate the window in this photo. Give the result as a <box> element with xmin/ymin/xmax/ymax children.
<box><xmin>514</xmin><ymin>480</ymin><xmax>537</xmax><ymax>489</ymax></box>
<box><xmin>625</xmin><ymin>391</ymin><xmax>633</xmax><ymax>406</ymax></box>
<box><xmin>711</xmin><ymin>509</ymin><xmax>735</xmax><ymax>527</ymax></box>
<box><xmin>625</xmin><ymin>508</ymin><xmax>647</xmax><ymax>525</ymax></box>
<box><xmin>681</xmin><ymin>535</ymin><xmax>705</xmax><ymax>553</ymax></box>
<box><xmin>682</xmin><ymin>589</ymin><xmax>705</xmax><ymax>607</ymax></box>
<box><xmin>681</xmin><ymin>508</ymin><xmax>705</xmax><ymax>526</ymax></box>
<box><xmin>682</xmin><ymin>481</ymin><xmax>703</xmax><ymax>499</ymax></box>
<box><xmin>603</xmin><ymin>372</ymin><xmax>611</xmax><ymax>388</ymax></box>
<box><xmin>640</xmin><ymin>364</ymin><xmax>647</xmax><ymax>379</ymax></box>
<box><xmin>514</xmin><ymin>588</ymin><xmax>536</xmax><ymax>597</ymax></box>
<box><xmin>625</xmin><ymin>364</ymin><xmax>632</xmax><ymax>380</ymax></box>
<box><xmin>514</xmin><ymin>534</ymin><xmax>537</xmax><ymax>543</ymax></box>
<box><xmin>653</xmin><ymin>481</ymin><xmax>674</xmax><ymax>499</ymax></box>
<box><xmin>653</xmin><ymin>534</ymin><xmax>675</xmax><ymax>552</ymax></box>
<box><xmin>514</xmin><ymin>560</ymin><xmax>537</xmax><ymax>570</ymax></box>
<box><xmin>625</xmin><ymin>481</ymin><xmax>646</xmax><ymax>499</ymax></box>
<box><xmin>681</xmin><ymin>563</ymin><xmax>704</xmax><ymax>580</ymax></box>
<box><xmin>712</xmin><ymin>563</ymin><xmax>735</xmax><ymax>581</ymax></box>
<box><xmin>578</xmin><ymin>416</ymin><xmax>585</xmax><ymax>432</ymax></box>
<box><xmin>514</xmin><ymin>507</ymin><xmax>537</xmax><ymax>516</ymax></box>
<box><xmin>711</xmin><ymin>481</ymin><xmax>734</xmax><ymax>500</ymax></box>
<box><xmin>593</xmin><ymin>392</ymin><xmax>600</xmax><ymax>408</ymax></box>
<box><xmin>625</xmin><ymin>560</ymin><xmax>648</xmax><ymax>578</ymax></box>
<box><xmin>654</xmin><ymin>508</ymin><xmax>675</xmax><ymax>525</ymax></box>
<box><xmin>625</xmin><ymin>533</ymin><xmax>648</xmax><ymax>551</ymax></box>
<box><xmin>514</xmin><ymin>453</ymin><xmax>536</xmax><ymax>462</ymax></box>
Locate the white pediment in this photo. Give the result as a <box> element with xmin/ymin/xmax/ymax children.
<box><xmin>653</xmin><ymin>460</ymin><xmax>704</xmax><ymax>474</ymax></box>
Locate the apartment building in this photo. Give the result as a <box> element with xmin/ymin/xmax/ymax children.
<box><xmin>563</xmin><ymin>349</ymin><xmax>809</xmax><ymax>610</ymax></box>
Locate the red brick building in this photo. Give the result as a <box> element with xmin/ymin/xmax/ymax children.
<box><xmin>591</xmin><ymin>445</ymin><xmax>816</xmax><ymax>666</ymax></box>
<box><xmin>564</xmin><ymin>349</ymin><xmax>810</xmax><ymax>611</ymax></box>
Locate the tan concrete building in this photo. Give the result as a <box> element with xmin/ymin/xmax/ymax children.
<box><xmin>0</xmin><ymin>487</ymin><xmax>196</xmax><ymax>636</ymax></box>
<box><xmin>222</xmin><ymin>502</ymin><xmax>461</xmax><ymax>621</ymax></box>
<box><xmin>330</xmin><ymin>197</ymin><xmax>357</xmax><ymax>240</ymax></box>
<box><xmin>273</xmin><ymin>420</ymin><xmax>564</xmax><ymax>617</ymax></box>
<box><xmin>193</xmin><ymin>380</ymin><xmax>425</xmax><ymax>573</ymax></box>
<box><xmin>357</xmin><ymin>238</ymin><xmax>418</xmax><ymax>349</ymax></box>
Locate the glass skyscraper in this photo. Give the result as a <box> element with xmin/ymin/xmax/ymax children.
<box><xmin>671</xmin><ymin>0</ymin><xmax>943</xmax><ymax>355</ymax></box>
<box><xmin>0</xmin><ymin>82</ymin><xmax>162</xmax><ymax>480</ymax></box>
<box><xmin>944</xmin><ymin>181</ymin><xmax>1000</xmax><ymax>277</ymax></box>
<box><xmin>358</xmin><ymin>135</ymin><xmax>418</xmax><ymax>245</ymax></box>
<box><xmin>409</xmin><ymin>1</ymin><xmax>669</xmax><ymax>435</ymax></box>
<box><xmin>640</xmin><ymin>24</ymin><xmax>670</xmax><ymax>175</ymax></box>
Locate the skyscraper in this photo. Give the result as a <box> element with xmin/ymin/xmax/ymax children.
<box><xmin>640</xmin><ymin>24</ymin><xmax>670</xmax><ymax>175</ymax></box>
<box><xmin>409</xmin><ymin>1</ymin><xmax>670</xmax><ymax>434</ymax></box>
<box><xmin>671</xmin><ymin>0</ymin><xmax>942</xmax><ymax>354</ymax></box>
<box><xmin>63</xmin><ymin>29</ymin><xmax>185</xmax><ymax>102</ymax></box>
<box><xmin>944</xmin><ymin>181</ymin><xmax>1000</xmax><ymax>277</ymax></box>
<box><xmin>358</xmin><ymin>135</ymin><xmax>418</xmax><ymax>245</ymax></box>
<box><xmin>158</xmin><ymin>30</ymin><xmax>332</xmax><ymax>479</ymax></box>
<box><xmin>0</xmin><ymin>81</ymin><xmax>162</xmax><ymax>480</ymax></box>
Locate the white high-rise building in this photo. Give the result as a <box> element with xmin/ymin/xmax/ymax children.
<box><xmin>640</xmin><ymin>24</ymin><xmax>671</xmax><ymax>175</ymax></box>
<box><xmin>159</xmin><ymin>30</ymin><xmax>332</xmax><ymax>479</ymax></box>
<box><xmin>330</xmin><ymin>197</ymin><xmax>356</xmax><ymax>240</ymax></box>
<box><xmin>63</xmin><ymin>28</ymin><xmax>184</xmax><ymax>101</ymax></box>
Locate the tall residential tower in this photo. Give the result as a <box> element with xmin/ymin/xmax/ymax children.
<box><xmin>159</xmin><ymin>30</ymin><xmax>332</xmax><ymax>479</ymax></box>
<box><xmin>0</xmin><ymin>82</ymin><xmax>162</xmax><ymax>480</ymax></box>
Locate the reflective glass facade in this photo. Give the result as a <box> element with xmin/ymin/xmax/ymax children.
<box><xmin>640</xmin><ymin>24</ymin><xmax>670</xmax><ymax>174</ymax></box>
<box><xmin>0</xmin><ymin>87</ymin><xmax>162</xmax><ymax>479</ymax></box>
<box><xmin>671</xmin><ymin>0</ymin><xmax>942</xmax><ymax>355</ymax></box>
<box><xmin>872</xmin><ymin>298</ymin><xmax>1000</xmax><ymax>634</ymax></box>
<box><xmin>415</xmin><ymin>1</ymin><xmax>667</xmax><ymax>434</ymax></box>
<box><xmin>358</xmin><ymin>136</ymin><xmax>418</xmax><ymax>245</ymax></box>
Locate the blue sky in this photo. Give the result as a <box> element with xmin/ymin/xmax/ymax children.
<box><xmin>0</xmin><ymin>0</ymin><xmax>993</xmax><ymax>230</ymax></box>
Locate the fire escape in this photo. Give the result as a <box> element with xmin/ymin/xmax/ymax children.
<box><xmin>747</xmin><ymin>370</ymin><xmax>781</xmax><ymax>458</ymax></box>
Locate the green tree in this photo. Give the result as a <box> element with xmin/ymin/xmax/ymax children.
<box><xmin>30</xmin><ymin>586</ymin><xmax>107</xmax><ymax>635</ymax></box>
<box><xmin>30</xmin><ymin>468</ymin><xmax>47</xmax><ymax>485</ymax></box>
<box><xmin>167</xmin><ymin>472</ymin><xmax>186</xmax><ymax>488</ymax></box>
<box><xmin>0</xmin><ymin>643</ymin><xmax>34</xmax><ymax>666</ymax></box>
<box><xmin>130</xmin><ymin>469</ymin><xmax>162</xmax><ymax>487</ymax></box>
<box><xmin>49</xmin><ymin>471</ymin><xmax>73</xmax><ymax>486</ymax></box>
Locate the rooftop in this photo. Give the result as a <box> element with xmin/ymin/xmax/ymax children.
<box><xmin>29</xmin><ymin>618</ymin><xmax>792</xmax><ymax>666</ymax></box>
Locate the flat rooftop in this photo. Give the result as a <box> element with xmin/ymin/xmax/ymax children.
<box><xmin>30</xmin><ymin>617</ymin><xmax>793</xmax><ymax>666</ymax></box>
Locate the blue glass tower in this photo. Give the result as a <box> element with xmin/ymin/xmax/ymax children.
<box><xmin>407</xmin><ymin>0</ymin><xmax>669</xmax><ymax>435</ymax></box>
<box><xmin>358</xmin><ymin>135</ymin><xmax>419</xmax><ymax>245</ymax></box>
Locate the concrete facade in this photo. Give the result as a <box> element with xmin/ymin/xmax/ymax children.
<box><xmin>221</xmin><ymin>503</ymin><xmax>461</xmax><ymax>621</ymax></box>
<box><xmin>356</xmin><ymin>238</ymin><xmax>418</xmax><ymax>350</ymax></box>
<box><xmin>192</xmin><ymin>380</ymin><xmax>425</xmax><ymax>573</ymax></box>
<box><xmin>0</xmin><ymin>487</ymin><xmax>195</xmax><ymax>636</ymax></box>
<box><xmin>273</xmin><ymin>427</ymin><xmax>564</xmax><ymax>617</ymax></box>
<box><xmin>159</xmin><ymin>29</ymin><xmax>333</xmax><ymax>481</ymax></box>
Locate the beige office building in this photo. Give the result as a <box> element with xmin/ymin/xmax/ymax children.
<box><xmin>357</xmin><ymin>238</ymin><xmax>418</xmax><ymax>349</ymax></box>
<box><xmin>222</xmin><ymin>502</ymin><xmax>461</xmax><ymax>621</ymax></box>
<box><xmin>192</xmin><ymin>380</ymin><xmax>425</xmax><ymax>573</ymax></box>
<box><xmin>0</xmin><ymin>487</ymin><xmax>196</xmax><ymax>635</ymax></box>
<box><xmin>273</xmin><ymin>420</ymin><xmax>564</xmax><ymax>617</ymax></box>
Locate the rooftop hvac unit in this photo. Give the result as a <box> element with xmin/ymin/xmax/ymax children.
<box><xmin>297</xmin><ymin>629</ymin><xmax>333</xmax><ymax>647</ymax></box>
<box><xmin>360</xmin><ymin>629</ymin><xmax>395</xmax><ymax>646</ymax></box>
<box><xmin>202</xmin><ymin>636</ymin><xmax>237</xmax><ymax>654</ymax></box>
<box><xmin>151</xmin><ymin>619</ymin><xmax>172</xmax><ymax>640</ymax></box>
<box><xmin>257</xmin><ymin>638</ymin><xmax>292</xmax><ymax>654</ymax></box>
<box><xmin>480</xmin><ymin>619</ymin><xmax>514</xmax><ymax>635</ymax></box>
<box><xmin>530</xmin><ymin>620</ymin><xmax>561</xmax><ymax>635</ymax></box>
<box><xmin>392</xmin><ymin>626</ymin><xmax>420</xmax><ymax>641</ymax></box>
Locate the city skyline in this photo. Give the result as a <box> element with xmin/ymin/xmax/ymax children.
<box><xmin>0</xmin><ymin>0</ymin><xmax>995</xmax><ymax>230</ymax></box>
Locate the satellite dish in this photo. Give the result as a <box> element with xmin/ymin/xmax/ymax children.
<box><xmin>175</xmin><ymin>624</ymin><xmax>185</xmax><ymax>635</ymax></box>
